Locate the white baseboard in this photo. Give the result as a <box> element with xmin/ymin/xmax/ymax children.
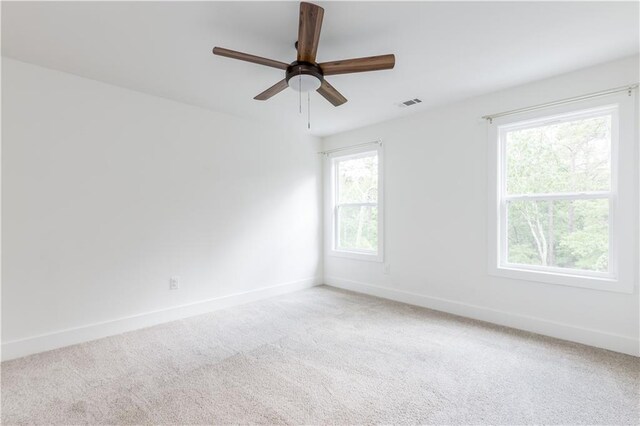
<box><xmin>325</xmin><ymin>276</ymin><xmax>639</xmax><ymax>357</ymax></box>
<box><xmin>1</xmin><ymin>277</ymin><xmax>321</xmax><ymax>361</ymax></box>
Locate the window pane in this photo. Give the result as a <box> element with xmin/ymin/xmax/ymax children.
<box><xmin>505</xmin><ymin>114</ymin><xmax>611</xmax><ymax>195</ymax></box>
<box><xmin>337</xmin><ymin>153</ymin><xmax>378</xmax><ymax>203</ymax></box>
<box><xmin>337</xmin><ymin>205</ymin><xmax>378</xmax><ymax>252</ymax></box>
<box><xmin>506</xmin><ymin>198</ymin><xmax>609</xmax><ymax>272</ymax></box>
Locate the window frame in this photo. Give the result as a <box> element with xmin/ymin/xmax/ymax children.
<box><xmin>327</xmin><ymin>144</ymin><xmax>384</xmax><ymax>262</ymax></box>
<box><xmin>487</xmin><ymin>92</ymin><xmax>637</xmax><ymax>293</ymax></box>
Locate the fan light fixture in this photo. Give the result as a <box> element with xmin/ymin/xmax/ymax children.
<box><xmin>288</xmin><ymin>74</ymin><xmax>322</xmax><ymax>92</ymax></box>
<box><xmin>285</xmin><ymin>61</ymin><xmax>324</xmax><ymax>92</ymax></box>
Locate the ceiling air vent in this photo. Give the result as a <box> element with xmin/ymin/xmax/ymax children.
<box><xmin>398</xmin><ymin>98</ymin><xmax>422</xmax><ymax>108</ymax></box>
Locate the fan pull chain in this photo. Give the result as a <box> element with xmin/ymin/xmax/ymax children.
<box><xmin>299</xmin><ymin>70</ymin><xmax>302</xmax><ymax>114</ymax></box>
<box><xmin>307</xmin><ymin>91</ymin><xmax>311</xmax><ymax>129</ymax></box>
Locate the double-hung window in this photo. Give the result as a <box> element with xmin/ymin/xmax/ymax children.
<box><xmin>328</xmin><ymin>145</ymin><xmax>383</xmax><ymax>261</ymax></box>
<box><xmin>488</xmin><ymin>92</ymin><xmax>636</xmax><ymax>292</ymax></box>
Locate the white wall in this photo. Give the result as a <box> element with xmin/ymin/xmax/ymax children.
<box><xmin>2</xmin><ymin>58</ymin><xmax>322</xmax><ymax>359</ymax></box>
<box><xmin>323</xmin><ymin>55</ymin><xmax>639</xmax><ymax>356</ymax></box>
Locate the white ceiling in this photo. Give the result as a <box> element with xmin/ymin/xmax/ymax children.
<box><xmin>2</xmin><ymin>1</ymin><xmax>638</xmax><ymax>136</ymax></box>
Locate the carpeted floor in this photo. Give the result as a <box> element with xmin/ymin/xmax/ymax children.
<box><xmin>2</xmin><ymin>286</ymin><xmax>639</xmax><ymax>425</ymax></box>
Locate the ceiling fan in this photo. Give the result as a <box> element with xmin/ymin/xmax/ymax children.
<box><xmin>212</xmin><ymin>2</ymin><xmax>395</xmax><ymax>107</ymax></box>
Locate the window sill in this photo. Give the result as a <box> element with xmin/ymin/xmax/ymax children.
<box><xmin>328</xmin><ymin>249</ymin><xmax>383</xmax><ymax>262</ymax></box>
<box><xmin>489</xmin><ymin>265</ymin><xmax>633</xmax><ymax>294</ymax></box>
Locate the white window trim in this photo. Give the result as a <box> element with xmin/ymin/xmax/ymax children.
<box><xmin>487</xmin><ymin>92</ymin><xmax>637</xmax><ymax>293</ymax></box>
<box><xmin>326</xmin><ymin>143</ymin><xmax>384</xmax><ymax>262</ymax></box>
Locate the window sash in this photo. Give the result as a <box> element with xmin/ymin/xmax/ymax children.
<box><xmin>335</xmin><ymin>154</ymin><xmax>378</xmax><ymax>205</ymax></box>
<box><xmin>334</xmin><ymin>204</ymin><xmax>378</xmax><ymax>253</ymax></box>
<box><xmin>503</xmin><ymin>191</ymin><xmax>611</xmax><ymax>201</ymax></box>
<box><xmin>336</xmin><ymin>202</ymin><xmax>377</xmax><ymax>208</ymax></box>
<box><xmin>499</xmin><ymin>106</ymin><xmax>616</xmax><ymax>198</ymax></box>
<box><xmin>499</xmin><ymin>194</ymin><xmax>614</xmax><ymax>278</ymax></box>
<box><xmin>496</xmin><ymin>106</ymin><xmax>617</xmax><ymax>280</ymax></box>
<box><xmin>329</xmin><ymin>146</ymin><xmax>383</xmax><ymax>261</ymax></box>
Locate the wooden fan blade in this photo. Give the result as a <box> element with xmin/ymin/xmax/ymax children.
<box><xmin>316</xmin><ymin>79</ymin><xmax>347</xmax><ymax>107</ymax></box>
<box><xmin>213</xmin><ymin>47</ymin><xmax>289</xmax><ymax>70</ymax></box>
<box><xmin>319</xmin><ymin>54</ymin><xmax>395</xmax><ymax>76</ymax></box>
<box><xmin>254</xmin><ymin>79</ymin><xmax>289</xmax><ymax>101</ymax></box>
<box><xmin>297</xmin><ymin>2</ymin><xmax>324</xmax><ymax>63</ymax></box>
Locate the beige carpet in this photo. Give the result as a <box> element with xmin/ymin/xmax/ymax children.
<box><xmin>2</xmin><ymin>286</ymin><xmax>638</xmax><ymax>425</ymax></box>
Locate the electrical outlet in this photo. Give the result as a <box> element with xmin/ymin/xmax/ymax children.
<box><xmin>170</xmin><ymin>276</ymin><xmax>180</xmax><ymax>290</ymax></box>
<box><xmin>384</xmin><ymin>264</ymin><xmax>391</xmax><ymax>275</ymax></box>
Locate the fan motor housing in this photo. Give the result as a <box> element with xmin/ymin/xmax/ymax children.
<box><xmin>286</xmin><ymin>61</ymin><xmax>323</xmax><ymax>92</ymax></box>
